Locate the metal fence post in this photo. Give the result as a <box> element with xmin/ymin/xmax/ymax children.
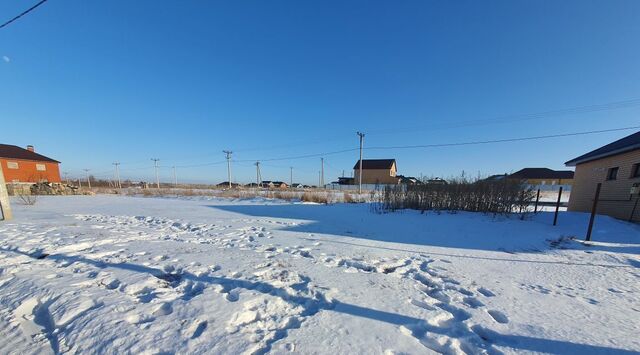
<box><xmin>534</xmin><ymin>188</ymin><xmax>540</xmax><ymax>213</ymax></box>
<box><xmin>553</xmin><ymin>186</ymin><xmax>563</xmax><ymax>226</ymax></box>
<box><xmin>586</xmin><ymin>183</ymin><xmax>602</xmax><ymax>242</ymax></box>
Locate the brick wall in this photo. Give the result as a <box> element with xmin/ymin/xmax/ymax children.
<box><xmin>0</xmin><ymin>158</ymin><xmax>61</xmax><ymax>183</ymax></box>
<box><xmin>568</xmin><ymin>149</ymin><xmax>640</xmax><ymax>222</ymax></box>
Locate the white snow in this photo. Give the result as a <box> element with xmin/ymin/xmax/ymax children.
<box><xmin>0</xmin><ymin>195</ymin><xmax>639</xmax><ymax>354</ymax></box>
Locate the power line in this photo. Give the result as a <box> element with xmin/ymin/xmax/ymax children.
<box><xmin>366</xmin><ymin>126</ymin><xmax>640</xmax><ymax>151</ymax></box>
<box><xmin>0</xmin><ymin>0</ymin><xmax>49</xmax><ymax>30</ymax></box>
<box><xmin>366</xmin><ymin>98</ymin><xmax>640</xmax><ymax>136</ymax></box>
<box><xmin>235</xmin><ymin>148</ymin><xmax>359</xmax><ymax>163</ymax></box>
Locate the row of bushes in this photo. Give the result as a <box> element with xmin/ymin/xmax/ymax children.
<box><xmin>376</xmin><ymin>178</ymin><xmax>535</xmax><ymax>216</ymax></box>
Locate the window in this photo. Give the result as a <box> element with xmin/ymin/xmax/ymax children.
<box><xmin>6</xmin><ymin>161</ymin><xmax>18</xmax><ymax>169</ymax></box>
<box><xmin>607</xmin><ymin>167</ymin><xmax>619</xmax><ymax>181</ymax></box>
<box><xmin>632</xmin><ymin>163</ymin><xmax>640</xmax><ymax>178</ymax></box>
<box><xmin>36</xmin><ymin>164</ymin><xmax>46</xmax><ymax>171</ymax></box>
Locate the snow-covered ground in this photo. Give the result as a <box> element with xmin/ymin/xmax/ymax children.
<box><xmin>0</xmin><ymin>195</ymin><xmax>639</xmax><ymax>354</ymax></box>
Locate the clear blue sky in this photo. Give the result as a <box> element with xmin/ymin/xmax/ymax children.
<box><xmin>2</xmin><ymin>1</ymin><xmax>640</xmax><ymax>184</ymax></box>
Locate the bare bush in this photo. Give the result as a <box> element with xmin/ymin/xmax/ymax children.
<box><xmin>301</xmin><ymin>192</ymin><xmax>329</xmax><ymax>204</ymax></box>
<box><xmin>378</xmin><ymin>177</ymin><xmax>534</xmax><ymax>217</ymax></box>
<box><xmin>18</xmin><ymin>194</ymin><xmax>37</xmax><ymax>205</ymax></box>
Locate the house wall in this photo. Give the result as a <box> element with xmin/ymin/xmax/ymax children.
<box><xmin>568</xmin><ymin>149</ymin><xmax>640</xmax><ymax>222</ymax></box>
<box><xmin>0</xmin><ymin>158</ymin><xmax>61</xmax><ymax>183</ymax></box>
<box><xmin>353</xmin><ymin>168</ymin><xmax>398</xmax><ymax>184</ymax></box>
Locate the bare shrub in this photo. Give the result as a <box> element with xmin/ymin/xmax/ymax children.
<box><xmin>343</xmin><ymin>192</ymin><xmax>364</xmax><ymax>203</ymax></box>
<box><xmin>301</xmin><ymin>192</ymin><xmax>328</xmax><ymax>204</ymax></box>
<box><xmin>378</xmin><ymin>177</ymin><xmax>534</xmax><ymax>217</ymax></box>
<box><xmin>18</xmin><ymin>194</ymin><xmax>37</xmax><ymax>205</ymax></box>
<box><xmin>343</xmin><ymin>193</ymin><xmax>355</xmax><ymax>203</ymax></box>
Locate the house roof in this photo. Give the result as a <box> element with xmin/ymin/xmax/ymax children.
<box><xmin>509</xmin><ymin>168</ymin><xmax>574</xmax><ymax>180</ymax></box>
<box><xmin>565</xmin><ymin>131</ymin><xmax>640</xmax><ymax>166</ymax></box>
<box><xmin>353</xmin><ymin>159</ymin><xmax>396</xmax><ymax>170</ymax></box>
<box><xmin>0</xmin><ymin>144</ymin><xmax>60</xmax><ymax>163</ymax></box>
<box><xmin>485</xmin><ymin>174</ymin><xmax>508</xmax><ymax>181</ymax></box>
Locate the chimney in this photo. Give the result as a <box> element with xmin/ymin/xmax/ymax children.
<box><xmin>26</xmin><ymin>145</ymin><xmax>35</xmax><ymax>152</ymax></box>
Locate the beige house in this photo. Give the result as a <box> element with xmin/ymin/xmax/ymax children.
<box><xmin>353</xmin><ymin>159</ymin><xmax>399</xmax><ymax>185</ymax></box>
<box><xmin>565</xmin><ymin>131</ymin><xmax>640</xmax><ymax>222</ymax></box>
<box><xmin>508</xmin><ymin>168</ymin><xmax>574</xmax><ymax>186</ymax></box>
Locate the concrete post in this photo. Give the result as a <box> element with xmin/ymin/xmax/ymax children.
<box><xmin>0</xmin><ymin>163</ymin><xmax>13</xmax><ymax>220</ymax></box>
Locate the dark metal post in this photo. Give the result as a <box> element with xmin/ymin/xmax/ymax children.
<box><xmin>629</xmin><ymin>195</ymin><xmax>639</xmax><ymax>222</ymax></box>
<box><xmin>553</xmin><ymin>186</ymin><xmax>563</xmax><ymax>226</ymax></box>
<box><xmin>586</xmin><ymin>183</ymin><xmax>602</xmax><ymax>242</ymax></box>
<box><xmin>534</xmin><ymin>189</ymin><xmax>541</xmax><ymax>213</ymax></box>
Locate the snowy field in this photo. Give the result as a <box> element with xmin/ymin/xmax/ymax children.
<box><xmin>0</xmin><ymin>195</ymin><xmax>639</xmax><ymax>354</ymax></box>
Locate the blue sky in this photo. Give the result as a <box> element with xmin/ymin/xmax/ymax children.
<box><xmin>1</xmin><ymin>1</ymin><xmax>640</xmax><ymax>185</ymax></box>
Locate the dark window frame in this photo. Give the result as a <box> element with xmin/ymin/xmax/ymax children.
<box><xmin>631</xmin><ymin>163</ymin><xmax>640</xmax><ymax>178</ymax></box>
<box><xmin>606</xmin><ymin>167</ymin><xmax>619</xmax><ymax>181</ymax></box>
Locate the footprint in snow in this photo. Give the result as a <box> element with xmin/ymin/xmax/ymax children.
<box><xmin>187</xmin><ymin>319</ymin><xmax>208</xmax><ymax>339</ymax></box>
<box><xmin>225</xmin><ymin>289</ymin><xmax>240</xmax><ymax>302</ymax></box>
<box><xmin>477</xmin><ymin>287</ymin><xmax>495</xmax><ymax>297</ymax></box>
<box><xmin>463</xmin><ymin>297</ymin><xmax>485</xmax><ymax>309</ymax></box>
<box><xmin>487</xmin><ymin>309</ymin><xmax>509</xmax><ymax>324</ymax></box>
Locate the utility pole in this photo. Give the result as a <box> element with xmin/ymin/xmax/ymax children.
<box><xmin>63</xmin><ymin>171</ymin><xmax>69</xmax><ymax>185</ymax></box>
<box><xmin>320</xmin><ymin>158</ymin><xmax>324</xmax><ymax>188</ymax></box>
<box><xmin>83</xmin><ymin>169</ymin><xmax>91</xmax><ymax>189</ymax></box>
<box><xmin>357</xmin><ymin>131</ymin><xmax>365</xmax><ymax>194</ymax></box>
<box><xmin>255</xmin><ymin>161</ymin><xmax>261</xmax><ymax>187</ymax></box>
<box><xmin>318</xmin><ymin>171</ymin><xmax>321</xmax><ymax>188</ymax></box>
<box><xmin>113</xmin><ymin>162</ymin><xmax>122</xmax><ymax>189</ymax></box>
<box><xmin>172</xmin><ymin>166</ymin><xmax>177</xmax><ymax>188</ymax></box>
<box><xmin>290</xmin><ymin>167</ymin><xmax>293</xmax><ymax>187</ymax></box>
<box><xmin>151</xmin><ymin>158</ymin><xmax>160</xmax><ymax>189</ymax></box>
<box><xmin>223</xmin><ymin>150</ymin><xmax>233</xmax><ymax>188</ymax></box>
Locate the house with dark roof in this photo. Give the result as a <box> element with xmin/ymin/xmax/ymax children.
<box><xmin>353</xmin><ymin>159</ymin><xmax>399</xmax><ymax>185</ymax></box>
<box><xmin>216</xmin><ymin>181</ymin><xmax>240</xmax><ymax>188</ymax></box>
<box><xmin>0</xmin><ymin>144</ymin><xmax>61</xmax><ymax>183</ymax></box>
<box><xmin>397</xmin><ymin>175</ymin><xmax>423</xmax><ymax>185</ymax></box>
<box><xmin>565</xmin><ymin>130</ymin><xmax>640</xmax><ymax>222</ymax></box>
<box><xmin>260</xmin><ymin>181</ymin><xmax>288</xmax><ymax>189</ymax></box>
<box><xmin>508</xmin><ymin>168</ymin><xmax>574</xmax><ymax>186</ymax></box>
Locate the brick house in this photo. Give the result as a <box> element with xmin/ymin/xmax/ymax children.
<box><xmin>353</xmin><ymin>159</ymin><xmax>399</xmax><ymax>185</ymax></box>
<box><xmin>0</xmin><ymin>144</ymin><xmax>61</xmax><ymax>183</ymax></box>
<box><xmin>565</xmin><ymin>131</ymin><xmax>640</xmax><ymax>222</ymax></box>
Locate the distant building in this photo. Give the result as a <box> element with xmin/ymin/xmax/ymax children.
<box><xmin>0</xmin><ymin>144</ymin><xmax>61</xmax><ymax>183</ymax></box>
<box><xmin>290</xmin><ymin>183</ymin><xmax>305</xmax><ymax>189</ymax></box>
<box><xmin>260</xmin><ymin>181</ymin><xmax>288</xmax><ymax>189</ymax></box>
<box><xmin>565</xmin><ymin>131</ymin><xmax>640</xmax><ymax>222</ymax></box>
<box><xmin>217</xmin><ymin>182</ymin><xmax>240</xmax><ymax>188</ymax></box>
<box><xmin>397</xmin><ymin>175</ymin><xmax>422</xmax><ymax>185</ymax></box>
<box><xmin>508</xmin><ymin>168</ymin><xmax>574</xmax><ymax>186</ymax></box>
<box><xmin>425</xmin><ymin>177</ymin><xmax>447</xmax><ymax>185</ymax></box>
<box><xmin>353</xmin><ymin>159</ymin><xmax>399</xmax><ymax>185</ymax></box>
<box><xmin>485</xmin><ymin>174</ymin><xmax>508</xmax><ymax>181</ymax></box>
<box><xmin>337</xmin><ymin>177</ymin><xmax>354</xmax><ymax>185</ymax></box>
<box><xmin>260</xmin><ymin>181</ymin><xmax>274</xmax><ymax>188</ymax></box>
<box><xmin>272</xmin><ymin>181</ymin><xmax>288</xmax><ymax>188</ymax></box>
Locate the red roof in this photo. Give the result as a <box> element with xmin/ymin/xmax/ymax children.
<box><xmin>0</xmin><ymin>144</ymin><xmax>60</xmax><ymax>163</ymax></box>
